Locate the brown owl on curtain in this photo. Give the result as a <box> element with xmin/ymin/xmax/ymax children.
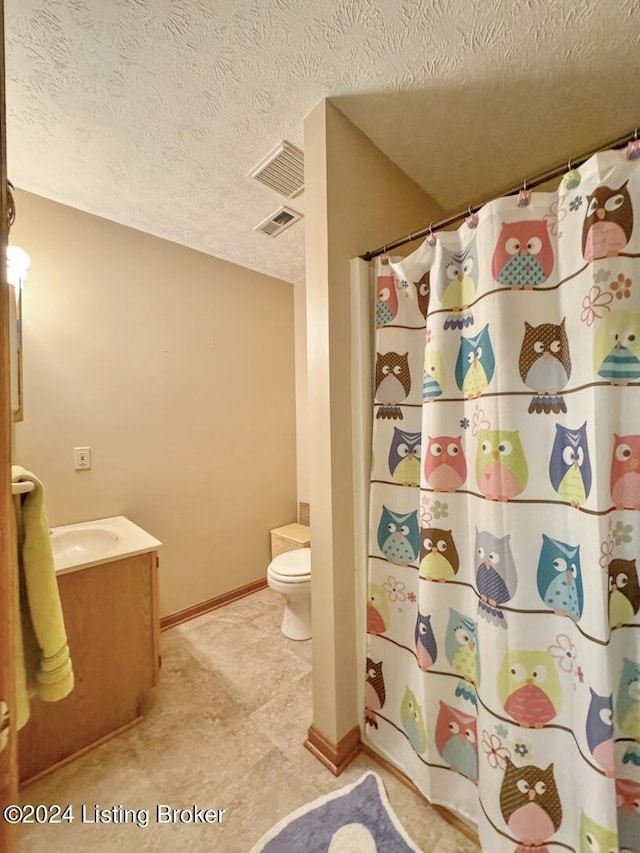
<box><xmin>374</xmin><ymin>351</ymin><xmax>411</xmax><ymax>419</ymax></box>
<box><xmin>364</xmin><ymin>657</ymin><xmax>385</xmax><ymax>728</ymax></box>
<box><xmin>582</xmin><ymin>181</ymin><xmax>633</xmax><ymax>261</ymax></box>
<box><xmin>500</xmin><ymin>759</ymin><xmax>562</xmax><ymax>845</ymax></box>
<box><xmin>518</xmin><ymin>319</ymin><xmax>571</xmax><ymax>413</ymax></box>
<box><xmin>413</xmin><ymin>273</ymin><xmax>430</xmax><ymax>320</ymax></box>
<box><xmin>608</xmin><ymin>558</ymin><xmax>640</xmax><ymax>628</ymax></box>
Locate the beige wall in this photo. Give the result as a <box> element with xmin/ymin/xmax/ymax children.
<box><xmin>304</xmin><ymin>100</ymin><xmax>444</xmax><ymax>744</ymax></box>
<box><xmin>293</xmin><ymin>279</ymin><xmax>309</xmax><ymax>505</ymax></box>
<box><xmin>12</xmin><ymin>190</ymin><xmax>297</xmax><ymax>617</ymax></box>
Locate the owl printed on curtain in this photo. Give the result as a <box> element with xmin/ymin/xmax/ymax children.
<box><xmin>364</xmin><ymin>146</ymin><xmax>640</xmax><ymax>852</ymax></box>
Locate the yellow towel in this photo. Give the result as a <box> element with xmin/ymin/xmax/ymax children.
<box><xmin>11</xmin><ymin>466</ymin><xmax>74</xmax><ymax>729</ymax></box>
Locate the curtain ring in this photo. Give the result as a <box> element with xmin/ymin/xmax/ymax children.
<box><xmin>564</xmin><ymin>159</ymin><xmax>581</xmax><ymax>188</ymax></box>
<box><xmin>465</xmin><ymin>205</ymin><xmax>479</xmax><ymax>229</ymax></box>
<box><xmin>518</xmin><ymin>178</ymin><xmax>532</xmax><ymax>207</ymax></box>
<box><xmin>426</xmin><ymin>224</ymin><xmax>437</xmax><ymax>246</ymax></box>
<box><xmin>628</xmin><ymin>131</ymin><xmax>640</xmax><ymax>160</ymax></box>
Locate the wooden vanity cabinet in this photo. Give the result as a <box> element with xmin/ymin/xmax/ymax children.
<box><xmin>18</xmin><ymin>550</ymin><xmax>160</xmax><ymax>784</ymax></box>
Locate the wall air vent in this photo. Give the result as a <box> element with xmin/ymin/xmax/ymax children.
<box><xmin>254</xmin><ymin>205</ymin><xmax>303</xmax><ymax>238</ymax></box>
<box><xmin>250</xmin><ymin>141</ymin><xmax>304</xmax><ymax>198</ymax></box>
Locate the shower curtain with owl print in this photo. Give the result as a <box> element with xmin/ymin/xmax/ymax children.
<box><xmin>365</xmin><ymin>147</ymin><xmax>640</xmax><ymax>852</ymax></box>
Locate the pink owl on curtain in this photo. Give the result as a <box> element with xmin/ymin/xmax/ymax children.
<box><xmin>492</xmin><ymin>220</ymin><xmax>554</xmax><ymax>289</ymax></box>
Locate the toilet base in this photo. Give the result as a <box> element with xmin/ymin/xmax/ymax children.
<box><xmin>280</xmin><ymin>593</ymin><xmax>311</xmax><ymax>641</ymax></box>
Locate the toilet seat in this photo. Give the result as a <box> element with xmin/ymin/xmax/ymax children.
<box><xmin>267</xmin><ymin>548</ymin><xmax>311</xmax><ymax>583</ymax></box>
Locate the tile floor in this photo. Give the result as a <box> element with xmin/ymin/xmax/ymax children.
<box><xmin>18</xmin><ymin>588</ymin><xmax>479</xmax><ymax>852</ymax></box>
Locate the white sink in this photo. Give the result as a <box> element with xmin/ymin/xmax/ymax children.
<box><xmin>49</xmin><ymin>516</ymin><xmax>162</xmax><ymax>574</ymax></box>
<box><xmin>50</xmin><ymin>526</ymin><xmax>120</xmax><ymax>564</ymax></box>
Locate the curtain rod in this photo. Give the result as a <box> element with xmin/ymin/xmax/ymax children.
<box><xmin>360</xmin><ymin>128</ymin><xmax>638</xmax><ymax>262</ymax></box>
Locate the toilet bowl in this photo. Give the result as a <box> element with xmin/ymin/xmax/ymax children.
<box><xmin>267</xmin><ymin>548</ymin><xmax>311</xmax><ymax>641</ymax></box>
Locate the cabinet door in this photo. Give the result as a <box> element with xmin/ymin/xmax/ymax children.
<box><xmin>18</xmin><ymin>552</ymin><xmax>158</xmax><ymax>783</ymax></box>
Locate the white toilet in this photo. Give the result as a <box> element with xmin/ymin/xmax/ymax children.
<box><xmin>267</xmin><ymin>548</ymin><xmax>312</xmax><ymax>640</ymax></box>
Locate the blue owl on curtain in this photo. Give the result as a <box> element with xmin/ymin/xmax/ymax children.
<box><xmin>475</xmin><ymin>529</ymin><xmax>517</xmax><ymax>627</ymax></box>
<box><xmin>388</xmin><ymin>428</ymin><xmax>421</xmax><ymax>487</ymax></box>
<box><xmin>415</xmin><ymin>611</ymin><xmax>437</xmax><ymax>671</ymax></box>
<box><xmin>586</xmin><ymin>688</ymin><xmax>614</xmax><ymax>776</ymax></box>
<box><xmin>455</xmin><ymin>325</ymin><xmax>495</xmax><ymax>399</ymax></box>
<box><xmin>377</xmin><ymin>506</ymin><xmax>419</xmax><ymax>565</ymax></box>
<box><xmin>549</xmin><ymin>422</ymin><xmax>592</xmax><ymax>507</ymax></box>
<box><xmin>536</xmin><ymin>535</ymin><xmax>583</xmax><ymax>622</ymax></box>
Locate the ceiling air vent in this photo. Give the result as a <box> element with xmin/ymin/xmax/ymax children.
<box><xmin>250</xmin><ymin>141</ymin><xmax>304</xmax><ymax>198</ymax></box>
<box><xmin>254</xmin><ymin>205</ymin><xmax>303</xmax><ymax>238</ymax></box>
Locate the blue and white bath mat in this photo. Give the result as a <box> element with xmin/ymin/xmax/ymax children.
<box><xmin>249</xmin><ymin>771</ymin><xmax>421</xmax><ymax>852</ymax></box>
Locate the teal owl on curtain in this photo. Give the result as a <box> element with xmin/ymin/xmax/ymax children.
<box><xmin>445</xmin><ymin>609</ymin><xmax>480</xmax><ymax>686</ymax></box>
<box><xmin>422</xmin><ymin>348</ymin><xmax>446</xmax><ymax>401</ymax></box>
<box><xmin>377</xmin><ymin>506</ymin><xmax>419</xmax><ymax>565</ymax></box>
<box><xmin>594</xmin><ymin>310</ymin><xmax>640</xmax><ymax>383</ymax></box>
<box><xmin>454</xmin><ymin>325</ymin><xmax>495</xmax><ymax>398</ymax></box>
<box><xmin>616</xmin><ymin>657</ymin><xmax>640</xmax><ymax>740</ymax></box>
<box><xmin>536</xmin><ymin>535</ymin><xmax>583</xmax><ymax>622</ymax></box>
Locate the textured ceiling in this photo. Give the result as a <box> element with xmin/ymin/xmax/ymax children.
<box><xmin>5</xmin><ymin>0</ymin><xmax>640</xmax><ymax>284</ymax></box>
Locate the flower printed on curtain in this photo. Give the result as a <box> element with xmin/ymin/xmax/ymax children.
<box><xmin>364</xmin><ymin>147</ymin><xmax>640</xmax><ymax>852</ymax></box>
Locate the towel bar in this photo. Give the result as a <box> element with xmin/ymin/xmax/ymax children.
<box><xmin>12</xmin><ymin>481</ymin><xmax>34</xmax><ymax>495</ymax></box>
